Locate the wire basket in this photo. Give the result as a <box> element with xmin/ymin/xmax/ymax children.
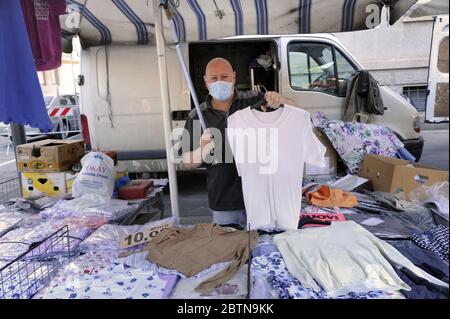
<box><xmin>0</xmin><ymin>177</ymin><xmax>21</xmax><ymax>205</ymax></box>
<box><xmin>0</xmin><ymin>226</ymin><xmax>72</xmax><ymax>299</ymax></box>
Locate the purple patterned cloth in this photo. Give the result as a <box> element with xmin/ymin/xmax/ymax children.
<box><xmin>20</xmin><ymin>0</ymin><xmax>66</xmax><ymax>71</ymax></box>
<box><xmin>0</xmin><ymin>0</ymin><xmax>52</xmax><ymax>131</ymax></box>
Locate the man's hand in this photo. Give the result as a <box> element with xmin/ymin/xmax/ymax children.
<box><xmin>199</xmin><ymin>132</ymin><xmax>215</xmax><ymax>161</ymax></box>
<box><xmin>182</xmin><ymin>131</ymin><xmax>216</xmax><ymax>169</ymax></box>
<box><xmin>263</xmin><ymin>91</ymin><xmax>283</xmax><ymax>111</ymax></box>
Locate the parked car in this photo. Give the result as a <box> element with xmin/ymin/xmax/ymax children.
<box><xmin>0</xmin><ymin>94</ymin><xmax>81</xmax><ymax>140</ymax></box>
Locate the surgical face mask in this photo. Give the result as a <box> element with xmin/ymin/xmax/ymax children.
<box><xmin>208</xmin><ymin>81</ymin><xmax>234</xmax><ymax>101</ymax></box>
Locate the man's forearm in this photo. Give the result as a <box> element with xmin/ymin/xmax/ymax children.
<box><xmin>182</xmin><ymin>148</ymin><xmax>203</xmax><ymax>169</ymax></box>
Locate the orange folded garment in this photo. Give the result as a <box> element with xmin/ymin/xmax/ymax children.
<box><xmin>306</xmin><ymin>184</ymin><xmax>358</xmax><ymax>208</ymax></box>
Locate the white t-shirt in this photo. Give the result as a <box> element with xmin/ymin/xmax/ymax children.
<box><xmin>227</xmin><ymin>105</ymin><xmax>327</xmax><ymax>230</ymax></box>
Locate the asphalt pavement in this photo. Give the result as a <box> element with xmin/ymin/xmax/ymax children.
<box><xmin>420</xmin><ymin>130</ymin><xmax>449</xmax><ymax>170</ymax></box>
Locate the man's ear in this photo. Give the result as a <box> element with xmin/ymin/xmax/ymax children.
<box><xmin>232</xmin><ymin>71</ymin><xmax>236</xmax><ymax>84</ymax></box>
<box><xmin>204</xmin><ymin>75</ymin><xmax>209</xmax><ymax>89</ymax></box>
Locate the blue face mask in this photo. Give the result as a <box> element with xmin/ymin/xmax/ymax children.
<box><xmin>208</xmin><ymin>81</ymin><xmax>234</xmax><ymax>101</ymax></box>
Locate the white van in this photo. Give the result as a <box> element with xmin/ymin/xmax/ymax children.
<box><xmin>78</xmin><ymin>33</ymin><xmax>423</xmax><ymax>173</ymax></box>
<box><xmin>426</xmin><ymin>15</ymin><xmax>449</xmax><ymax>123</ymax></box>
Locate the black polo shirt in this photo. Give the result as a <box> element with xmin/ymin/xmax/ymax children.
<box><xmin>181</xmin><ymin>90</ymin><xmax>264</xmax><ymax>211</ymax></box>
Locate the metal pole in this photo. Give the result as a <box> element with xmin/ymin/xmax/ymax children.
<box><xmin>153</xmin><ymin>0</ymin><xmax>180</xmax><ymax>223</ymax></box>
<box><xmin>10</xmin><ymin>123</ymin><xmax>26</xmax><ymax>197</ymax></box>
<box><xmin>10</xmin><ymin>123</ymin><xmax>26</xmax><ymax>148</ymax></box>
<box><xmin>163</xmin><ymin>4</ymin><xmax>207</xmax><ymax>131</ymax></box>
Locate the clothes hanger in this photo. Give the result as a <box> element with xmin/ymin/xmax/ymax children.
<box><xmin>250</xmin><ymin>98</ymin><xmax>284</xmax><ymax>112</ymax></box>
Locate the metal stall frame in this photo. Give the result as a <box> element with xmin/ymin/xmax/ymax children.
<box><xmin>153</xmin><ymin>0</ymin><xmax>180</xmax><ymax>223</ymax></box>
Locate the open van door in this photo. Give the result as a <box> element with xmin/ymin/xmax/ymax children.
<box><xmin>426</xmin><ymin>15</ymin><xmax>449</xmax><ymax>123</ymax></box>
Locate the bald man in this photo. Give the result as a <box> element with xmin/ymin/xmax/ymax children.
<box><xmin>180</xmin><ymin>57</ymin><xmax>287</xmax><ymax>227</ymax></box>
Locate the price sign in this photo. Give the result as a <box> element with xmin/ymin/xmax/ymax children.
<box><xmin>120</xmin><ymin>218</ymin><xmax>174</xmax><ymax>249</ymax></box>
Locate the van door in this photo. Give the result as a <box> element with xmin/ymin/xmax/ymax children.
<box><xmin>279</xmin><ymin>36</ymin><xmax>359</xmax><ymax>120</ymax></box>
<box><xmin>426</xmin><ymin>15</ymin><xmax>449</xmax><ymax>123</ymax></box>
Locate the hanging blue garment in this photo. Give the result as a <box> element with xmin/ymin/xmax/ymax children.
<box><xmin>0</xmin><ymin>0</ymin><xmax>52</xmax><ymax>132</ymax></box>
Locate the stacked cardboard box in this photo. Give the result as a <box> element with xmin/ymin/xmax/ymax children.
<box><xmin>16</xmin><ymin>139</ymin><xmax>85</xmax><ymax>198</ymax></box>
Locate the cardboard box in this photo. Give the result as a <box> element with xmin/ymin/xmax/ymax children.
<box><xmin>21</xmin><ymin>171</ymin><xmax>78</xmax><ymax>199</ymax></box>
<box><xmin>16</xmin><ymin>139</ymin><xmax>84</xmax><ymax>173</ymax></box>
<box><xmin>115</xmin><ymin>164</ymin><xmax>128</xmax><ymax>179</ymax></box>
<box><xmin>303</xmin><ymin>128</ymin><xmax>338</xmax><ymax>176</ymax></box>
<box><xmin>358</xmin><ymin>154</ymin><xmax>449</xmax><ymax>197</ymax></box>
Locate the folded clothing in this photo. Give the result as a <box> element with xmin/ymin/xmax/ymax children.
<box><xmin>79</xmin><ymin>223</ymin><xmax>144</xmax><ymax>252</ymax></box>
<box><xmin>172</xmin><ymin>264</ymin><xmax>248</xmax><ymax>299</ymax></box>
<box><xmin>39</xmin><ymin>196</ymin><xmax>137</xmax><ymax>222</ymax></box>
<box><xmin>388</xmin><ymin>239</ymin><xmax>449</xmax><ymax>299</ymax></box>
<box><xmin>273</xmin><ymin>221</ymin><xmax>448</xmax><ymax>297</ymax></box>
<box><xmin>119</xmin><ymin>251</ymin><xmax>232</xmax><ymax>280</ymax></box>
<box><xmin>304</xmin><ymin>185</ymin><xmax>358</xmax><ymax>208</ymax></box>
<box><xmin>251</xmin><ymin>252</ymin><xmax>405</xmax><ymax>299</ymax></box>
<box><xmin>298</xmin><ymin>213</ymin><xmax>346</xmax><ymax>228</ymax></box>
<box><xmin>347</xmin><ymin>191</ymin><xmax>437</xmax><ymax>239</ymax></box>
<box><xmin>0</xmin><ymin>222</ymin><xmax>56</xmax><ymax>262</ymax></box>
<box><xmin>25</xmin><ymin>227</ymin><xmax>91</xmax><ymax>259</ymax></box>
<box><xmin>412</xmin><ymin>225</ymin><xmax>449</xmax><ymax>263</ymax></box>
<box><xmin>36</xmin><ymin>262</ymin><xmax>178</xmax><ymax>299</ymax></box>
<box><xmin>0</xmin><ymin>260</ymin><xmax>53</xmax><ymax>299</ymax></box>
<box><xmin>138</xmin><ymin>223</ymin><xmax>258</xmax><ymax>292</ymax></box>
<box><xmin>0</xmin><ymin>214</ymin><xmax>23</xmax><ymax>237</ymax></box>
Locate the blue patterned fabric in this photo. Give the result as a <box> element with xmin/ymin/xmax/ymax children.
<box><xmin>412</xmin><ymin>225</ymin><xmax>449</xmax><ymax>263</ymax></box>
<box><xmin>0</xmin><ymin>261</ymin><xmax>51</xmax><ymax>299</ymax></box>
<box><xmin>37</xmin><ymin>263</ymin><xmax>178</xmax><ymax>299</ymax></box>
<box><xmin>312</xmin><ymin>113</ymin><xmax>404</xmax><ymax>174</ymax></box>
<box><xmin>0</xmin><ymin>0</ymin><xmax>52</xmax><ymax>131</ymax></box>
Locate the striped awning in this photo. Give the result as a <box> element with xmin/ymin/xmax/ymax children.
<box><xmin>61</xmin><ymin>0</ymin><xmax>420</xmax><ymax>49</ymax></box>
<box><xmin>407</xmin><ymin>0</ymin><xmax>449</xmax><ymax>18</ymax></box>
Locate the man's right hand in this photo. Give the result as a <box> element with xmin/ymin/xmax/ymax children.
<box><xmin>199</xmin><ymin>132</ymin><xmax>215</xmax><ymax>161</ymax></box>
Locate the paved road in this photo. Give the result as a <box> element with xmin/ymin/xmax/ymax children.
<box><xmin>419</xmin><ymin>130</ymin><xmax>449</xmax><ymax>170</ymax></box>
<box><xmin>0</xmin><ymin>137</ymin><xmax>19</xmax><ymax>180</ymax></box>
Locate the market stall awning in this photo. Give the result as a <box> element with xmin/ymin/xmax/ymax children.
<box><xmin>61</xmin><ymin>0</ymin><xmax>420</xmax><ymax>49</ymax></box>
<box><xmin>407</xmin><ymin>0</ymin><xmax>449</xmax><ymax>18</ymax></box>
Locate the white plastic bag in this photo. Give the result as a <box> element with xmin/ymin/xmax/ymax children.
<box><xmin>409</xmin><ymin>181</ymin><xmax>449</xmax><ymax>221</ymax></box>
<box><xmin>72</xmin><ymin>152</ymin><xmax>116</xmax><ymax>198</ymax></box>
